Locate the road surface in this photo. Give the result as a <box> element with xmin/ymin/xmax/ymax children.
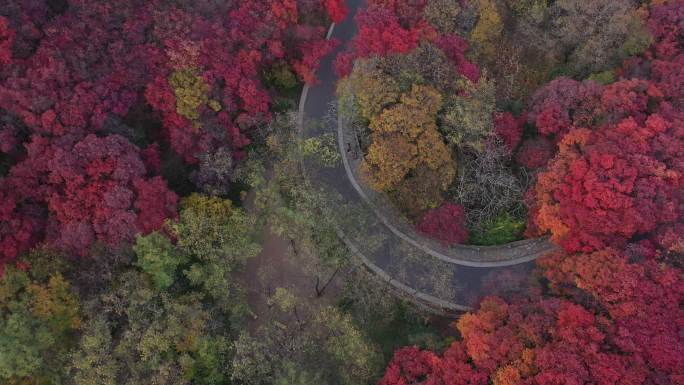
<box><xmin>298</xmin><ymin>0</ymin><xmax>557</xmax><ymax>312</ymax></box>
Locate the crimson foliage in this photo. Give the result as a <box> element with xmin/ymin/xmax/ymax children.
<box><xmin>7</xmin><ymin>134</ymin><xmax>178</xmax><ymax>256</ymax></box>
<box><xmin>416</xmin><ymin>203</ymin><xmax>469</xmax><ymax>246</ymax></box>
<box><xmin>334</xmin><ymin>7</ymin><xmax>423</xmax><ymax>76</ymax></box>
<box><xmin>0</xmin><ymin>0</ymin><xmax>338</xmax><ymax>265</ymax></box>
<box><xmin>334</xmin><ymin>0</ymin><xmax>479</xmax><ymax>82</ymax></box>
<box><xmin>324</xmin><ymin>0</ymin><xmax>349</xmax><ymax>23</ymax></box>
<box><xmin>381</xmin><ymin>248</ymin><xmax>683</xmax><ymax>385</ymax></box>
<box><xmin>0</xmin><ymin>17</ymin><xmax>13</xmax><ymax>66</ymax></box>
<box><xmin>0</xmin><ymin>183</ymin><xmax>43</xmax><ymax>268</ymax></box>
<box><xmin>526</xmin><ymin>1</ymin><xmax>684</xmax><ymax>253</ymax></box>
<box><xmin>515</xmin><ymin>137</ymin><xmax>554</xmax><ymax>170</ymax></box>
<box><xmin>526</xmin><ymin>77</ymin><xmax>603</xmax><ymax>142</ymax></box>
<box><xmin>0</xmin><ymin>0</ymin><xmax>338</xmax><ymax>161</ymax></box>
<box><xmin>493</xmin><ymin>111</ymin><xmax>524</xmax><ymax>153</ymax></box>
<box><xmin>530</xmin><ymin>115</ymin><xmax>683</xmax><ymax>253</ymax></box>
<box><xmin>382</xmin><ymin>3</ymin><xmax>684</xmax><ymax>384</ymax></box>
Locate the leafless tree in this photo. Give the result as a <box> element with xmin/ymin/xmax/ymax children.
<box><xmin>451</xmin><ymin>139</ymin><xmax>528</xmax><ymax>230</ymax></box>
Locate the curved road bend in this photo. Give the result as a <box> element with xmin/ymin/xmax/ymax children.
<box><xmin>299</xmin><ymin>0</ymin><xmax>557</xmax><ymax>312</ymax></box>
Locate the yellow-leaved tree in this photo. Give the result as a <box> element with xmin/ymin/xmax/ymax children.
<box><xmin>471</xmin><ymin>0</ymin><xmax>504</xmax><ymax>60</ymax></box>
<box><xmin>337</xmin><ymin>59</ymin><xmax>401</xmax><ymax>123</ymax></box>
<box><xmin>361</xmin><ymin>85</ymin><xmax>456</xmax><ymax>212</ymax></box>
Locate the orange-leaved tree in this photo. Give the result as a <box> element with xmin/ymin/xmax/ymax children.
<box><xmin>361</xmin><ymin>85</ymin><xmax>455</xmax><ymax>210</ymax></box>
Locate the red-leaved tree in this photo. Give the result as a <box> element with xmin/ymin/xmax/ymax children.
<box><xmin>515</xmin><ymin>137</ymin><xmax>554</xmax><ymax>170</ymax></box>
<box><xmin>526</xmin><ymin>0</ymin><xmax>684</xmax><ymax>253</ymax></box>
<box><xmin>528</xmin><ymin>112</ymin><xmax>682</xmax><ymax>253</ymax></box>
<box><xmin>0</xmin><ymin>0</ymin><xmax>339</xmax><ymax>267</ymax></box>
<box><xmin>381</xmin><ymin>3</ymin><xmax>684</xmax><ymax>384</ymax></box>
<box><xmin>437</xmin><ymin>34</ymin><xmax>481</xmax><ymax>83</ymax></box>
<box><xmin>381</xmin><ymin>249</ymin><xmax>684</xmax><ymax>384</ymax></box>
<box><xmin>416</xmin><ymin>203</ymin><xmax>469</xmax><ymax>246</ymax></box>
<box><xmin>539</xmin><ymin>248</ymin><xmax>684</xmax><ymax>378</ymax></box>
<box><xmin>494</xmin><ymin>111</ymin><xmax>525</xmax><ymax>153</ymax></box>
<box><xmin>0</xmin><ymin>16</ymin><xmax>13</xmax><ymax>66</ymax></box>
<box><xmin>0</xmin><ymin>0</ymin><xmax>337</xmax><ymax>164</ymax></box>
<box><xmin>324</xmin><ymin>0</ymin><xmax>349</xmax><ymax>23</ymax></box>
<box><xmin>0</xmin><ymin>182</ymin><xmax>44</xmax><ymax>267</ymax></box>
<box><xmin>334</xmin><ymin>6</ymin><xmax>423</xmax><ymax>76</ymax></box>
<box><xmin>334</xmin><ymin>0</ymin><xmax>481</xmax><ymax>99</ymax></box>
<box><xmin>526</xmin><ymin>77</ymin><xmax>603</xmax><ymax>142</ymax></box>
<box><xmin>8</xmin><ymin>134</ymin><xmax>177</xmax><ymax>256</ymax></box>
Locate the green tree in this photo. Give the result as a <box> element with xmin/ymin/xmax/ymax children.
<box><xmin>71</xmin><ymin>271</ymin><xmax>232</xmax><ymax>385</ymax></box>
<box><xmin>170</xmin><ymin>194</ymin><xmax>261</xmax><ymax>314</ymax></box>
<box><xmin>312</xmin><ymin>307</ymin><xmax>382</xmax><ymax>385</ymax></box>
<box><xmin>69</xmin><ymin>316</ymin><xmax>118</xmax><ymax>385</ymax></box>
<box><xmin>69</xmin><ymin>194</ymin><xmax>258</xmax><ymax>385</ymax></box>
<box><xmin>301</xmin><ymin>133</ymin><xmax>341</xmax><ymax>168</ymax></box>
<box><xmin>264</xmin><ymin>61</ymin><xmax>298</xmax><ymax>91</ymax></box>
<box><xmin>274</xmin><ymin>362</ymin><xmax>324</xmax><ymax>385</ymax></box>
<box><xmin>231</xmin><ymin>333</ymin><xmax>273</xmax><ymax>385</ymax></box>
<box><xmin>0</xmin><ymin>261</ymin><xmax>81</xmax><ymax>384</ymax></box>
<box><xmin>231</xmin><ymin>288</ymin><xmax>382</xmax><ymax>385</ymax></box>
<box><xmin>134</xmin><ymin>232</ymin><xmax>187</xmax><ymax>290</ymax></box>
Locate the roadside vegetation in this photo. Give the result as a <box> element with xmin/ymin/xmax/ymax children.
<box><xmin>334</xmin><ymin>1</ymin><xmax>683</xmax><ymax>383</ymax></box>
<box><xmin>0</xmin><ymin>0</ymin><xmax>681</xmax><ymax>384</ymax></box>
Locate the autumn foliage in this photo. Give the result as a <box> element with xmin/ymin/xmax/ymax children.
<box><xmin>525</xmin><ymin>1</ymin><xmax>684</xmax><ymax>253</ymax></box>
<box><xmin>334</xmin><ymin>7</ymin><xmax>422</xmax><ymax>77</ymax></box>
<box><xmin>381</xmin><ymin>248</ymin><xmax>683</xmax><ymax>385</ymax></box>
<box><xmin>515</xmin><ymin>137</ymin><xmax>554</xmax><ymax>170</ymax></box>
<box><xmin>529</xmin><ymin>114</ymin><xmax>683</xmax><ymax>253</ymax></box>
<box><xmin>0</xmin><ymin>184</ymin><xmax>43</xmax><ymax>268</ymax></box>
<box><xmin>416</xmin><ymin>203</ymin><xmax>469</xmax><ymax>246</ymax></box>
<box><xmin>539</xmin><ymin>248</ymin><xmax>684</xmax><ymax>374</ymax></box>
<box><xmin>381</xmin><ymin>2</ymin><xmax>684</xmax><ymax>383</ymax></box>
<box><xmin>0</xmin><ymin>0</ymin><xmax>338</xmax><ymax>266</ymax></box>
<box><xmin>361</xmin><ymin>85</ymin><xmax>455</xmax><ymax>195</ymax></box>
<box><xmin>493</xmin><ymin>111</ymin><xmax>524</xmax><ymax>153</ymax></box>
<box><xmin>526</xmin><ymin>77</ymin><xmax>604</xmax><ymax>142</ymax></box>
<box><xmin>324</xmin><ymin>0</ymin><xmax>349</xmax><ymax>23</ymax></box>
<box><xmin>337</xmin><ymin>0</ymin><xmax>492</xmax><ymax>223</ymax></box>
<box><xmin>334</xmin><ymin>0</ymin><xmax>478</xmax><ymax>80</ymax></box>
<box><xmin>0</xmin><ymin>16</ymin><xmax>13</xmax><ymax>66</ymax></box>
<box><xmin>5</xmin><ymin>134</ymin><xmax>178</xmax><ymax>257</ymax></box>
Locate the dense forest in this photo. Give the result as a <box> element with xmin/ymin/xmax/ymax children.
<box><xmin>0</xmin><ymin>0</ymin><xmax>682</xmax><ymax>384</ymax></box>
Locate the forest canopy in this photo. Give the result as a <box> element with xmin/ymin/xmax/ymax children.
<box><xmin>346</xmin><ymin>0</ymin><xmax>683</xmax><ymax>383</ymax></box>
<box><xmin>0</xmin><ymin>0</ymin><xmax>682</xmax><ymax>384</ymax></box>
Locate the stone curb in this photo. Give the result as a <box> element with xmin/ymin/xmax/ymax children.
<box><xmin>297</xmin><ymin>21</ymin><xmax>472</xmax><ymax>314</ymax></box>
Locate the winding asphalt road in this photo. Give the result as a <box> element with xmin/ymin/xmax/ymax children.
<box><xmin>298</xmin><ymin>0</ymin><xmax>557</xmax><ymax>312</ymax></box>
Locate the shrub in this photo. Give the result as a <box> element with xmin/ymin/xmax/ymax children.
<box><xmin>452</xmin><ymin>142</ymin><xmax>525</xmax><ymax>229</ymax></box>
<box><xmin>515</xmin><ymin>136</ymin><xmax>554</xmax><ymax>169</ymax></box>
<box><xmin>469</xmin><ymin>212</ymin><xmax>526</xmax><ymax>245</ymax></box>
<box><xmin>493</xmin><ymin>111</ymin><xmax>524</xmax><ymax>153</ymax></box>
<box><xmin>416</xmin><ymin>203</ymin><xmax>469</xmax><ymax>246</ymax></box>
